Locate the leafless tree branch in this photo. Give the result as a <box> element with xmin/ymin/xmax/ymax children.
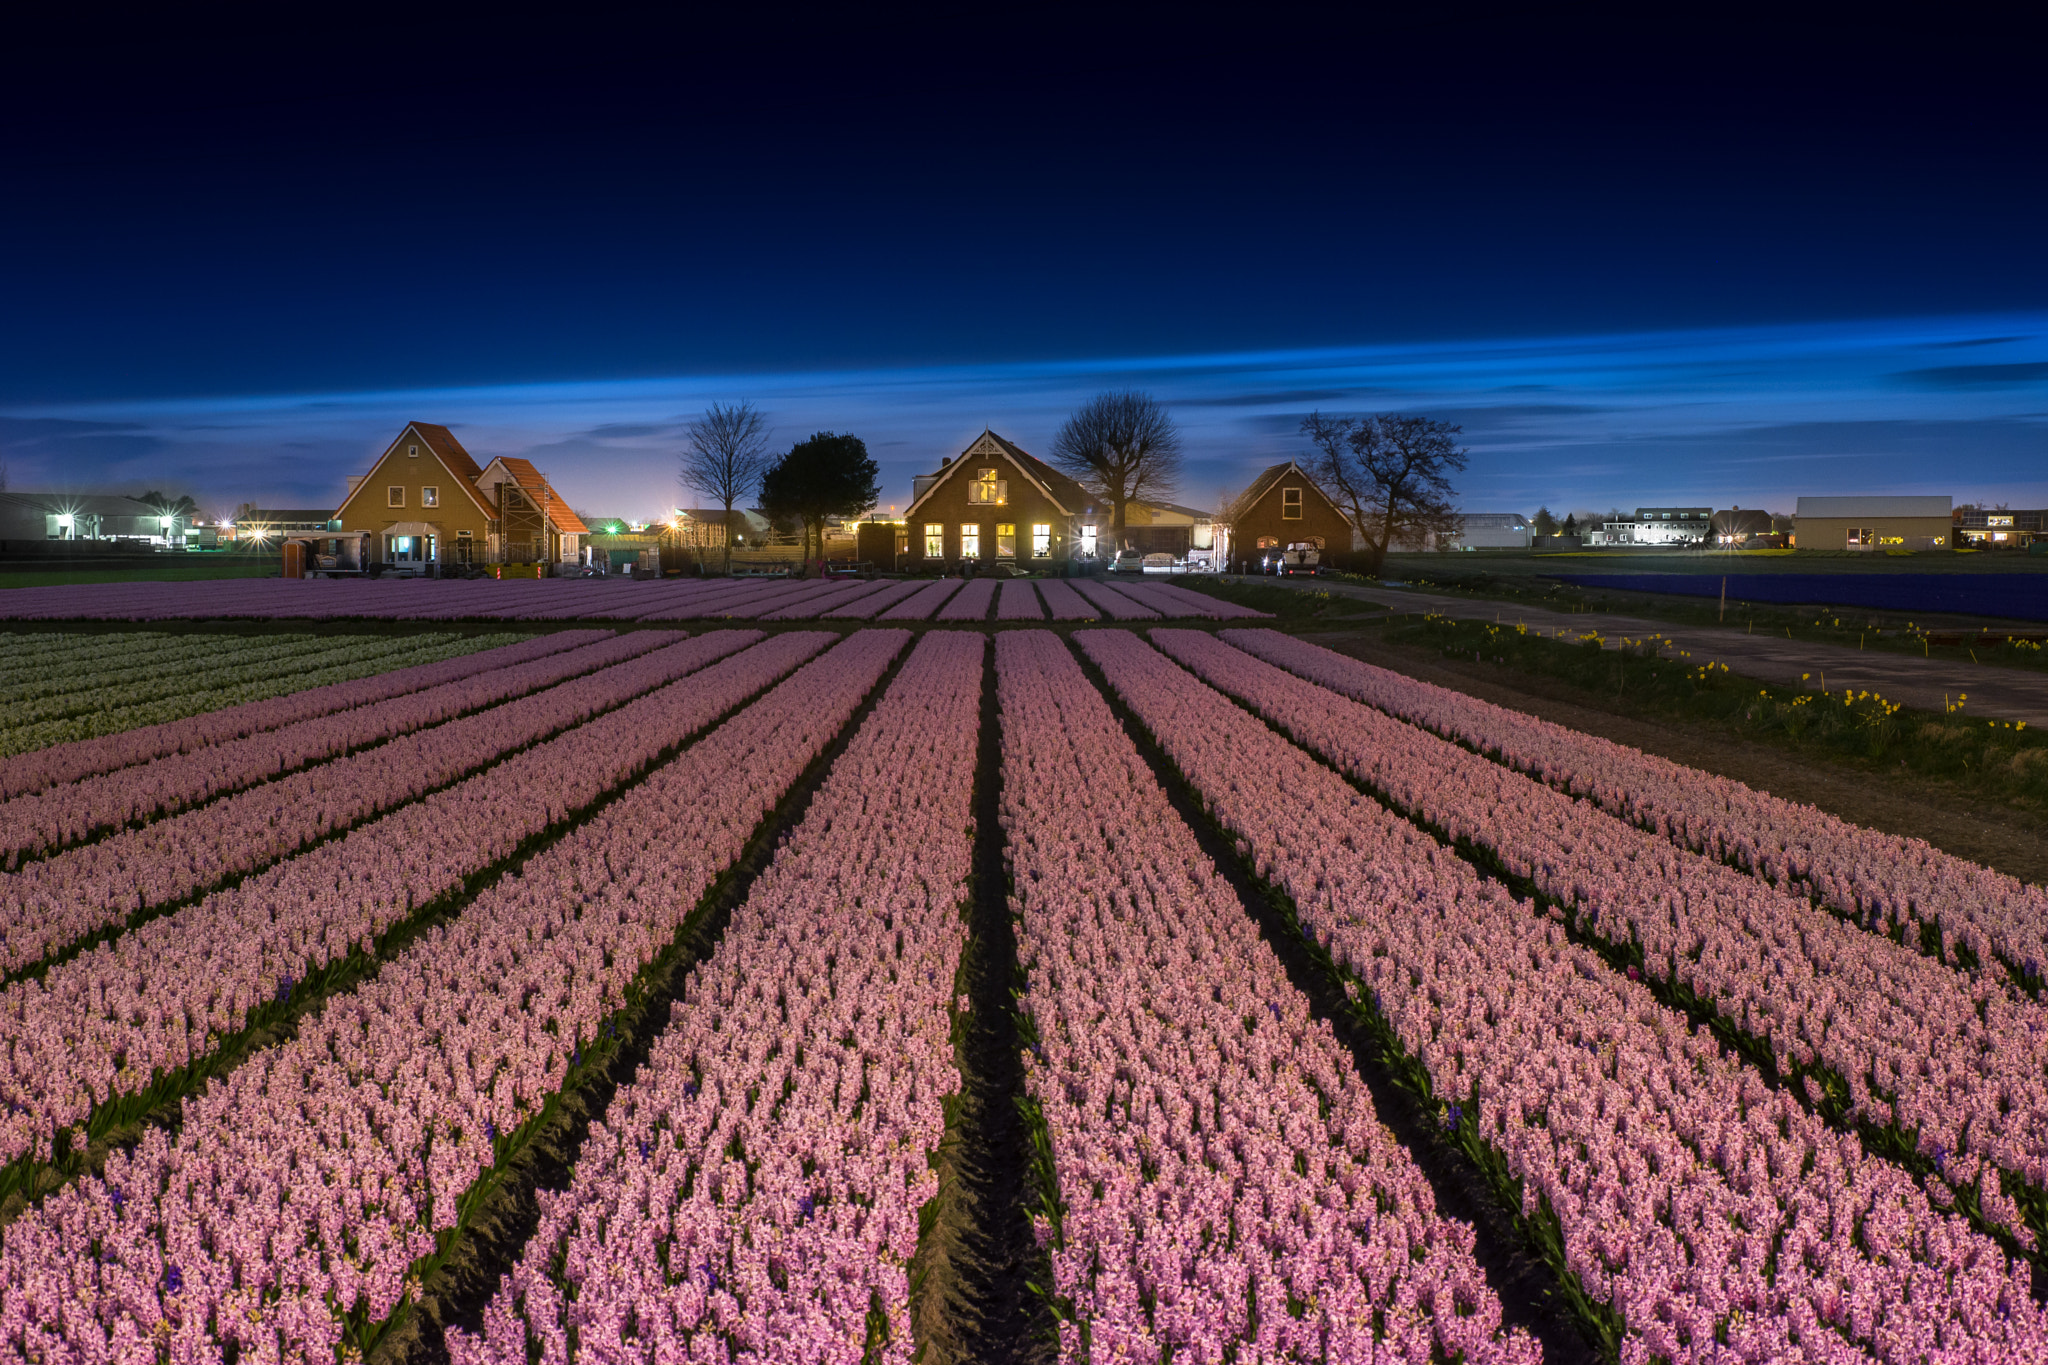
<box><xmin>680</xmin><ymin>401</ymin><xmax>771</xmax><ymax>574</ymax></box>
<box><xmin>1049</xmin><ymin>390</ymin><xmax>1183</xmax><ymax>550</ymax></box>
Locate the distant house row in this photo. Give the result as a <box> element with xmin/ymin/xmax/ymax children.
<box><xmin>9</xmin><ymin>422</ymin><xmax>2035</xmax><ymax>572</ymax></box>
<box><xmin>1437</xmin><ymin>497</ymin><xmax>2027</xmax><ymax>552</ymax></box>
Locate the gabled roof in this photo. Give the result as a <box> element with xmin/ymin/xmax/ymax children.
<box><xmin>481</xmin><ymin>456</ymin><xmax>590</xmax><ymax>534</ymax></box>
<box><xmin>1236</xmin><ymin>461</ymin><xmax>1345</xmax><ymax>519</ymax></box>
<box><xmin>902</xmin><ymin>429</ymin><xmax>1093</xmax><ymax>521</ymax></box>
<box><xmin>411</xmin><ymin>422</ymin><xmax>485</xmax><ymax>484</ymax></box>
<box><xmin>1142</xmin><ymin>500</ymin><xmax>1215</xmax><ymax>521</ymax></box>
<box><xmin>335</xmin><ymin>422</ymin><xmax>498</xmax><ymax>521</ymax></box>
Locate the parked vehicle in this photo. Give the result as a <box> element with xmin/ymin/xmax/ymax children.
<box><xmin>1108</xmin><ymin>549</ymin><xmax>1147</xmax><ymax>575</ymax></box>
<box><xmin>1260</xmin><ymin>542</ymin><xmax>1330</xmax><ymax>577</ymax></box>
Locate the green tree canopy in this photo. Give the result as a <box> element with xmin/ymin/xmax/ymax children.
<box><xmin>758</xmin><ymin>432</ymin><xmax>880</xmax><ymax>565</ymax></box>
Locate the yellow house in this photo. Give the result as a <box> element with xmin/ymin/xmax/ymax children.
<box><xmin>333</xmin><ymin>423</ymin><xmax>585</xmax><ymax>570</ymax></box>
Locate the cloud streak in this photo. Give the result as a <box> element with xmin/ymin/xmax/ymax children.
<box><xmin>4</xmin><ymin>313</ymin><xmax>2045</xmax><ymax>518</ymax></box>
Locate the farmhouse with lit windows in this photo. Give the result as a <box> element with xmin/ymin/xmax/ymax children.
<box><xmin>1225</xmin><ymin>461</ymin><xmax>1357</xmax><ymax>570</ymax></box>
<box><xmin>898</xmin><ymin>430</ymin><xmax>1217</xmax><ymax>571</ymax></box>
<box><xmin>331</xmin><ymin>422</ymin><xmax>587</xmax><ymax>571</ymax></box>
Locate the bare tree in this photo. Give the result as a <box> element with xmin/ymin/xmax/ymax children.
<box><xmin>1301</xmin><ymin>411</ymin><xmax>1467</xmax><ymax>576</ymax></box>
<box><xmin>679</xmin><ymin>401</ymin><xmax>771</xmax><ymax>574</ymax></box>
<box><xmin>1049</xmin><ymin>391</ymin><xmax>1183</xmax><ymax>552</ymax></box>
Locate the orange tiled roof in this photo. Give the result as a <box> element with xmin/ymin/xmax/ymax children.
<box><xmin>494</xmin><ymin>457</ymin><xmax>589</xmax><ymax>534</ymax></box>
<box><xmin>411</xmin><ymin>422</ymin><xmax>485</xmax><ymax>484</ymax></box>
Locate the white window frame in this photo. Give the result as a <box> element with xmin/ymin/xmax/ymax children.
<box><xmin>960</xmin><ymin>524</ymin><xmax>981</xmax><ymax>558</ymax></box>
<box><xmin>421</xmin><ymin>486</ymin><xmax>439</xmax><ymax>509</ymax></box>
<box><xmin>924</xmin><ymin>523</ymin><xmax>944</xmax><ymax>558</ymax></box>
<box><xmin>996</xmin><ymin>522</ymin><xmax>1016</xmax><ymax>558</ymax></box>
<box><xmin>1032</xmin><ymin>523</ymin><xmax>1051</xmax><ymax>558</ymax></box>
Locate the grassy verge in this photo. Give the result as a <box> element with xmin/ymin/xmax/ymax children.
<box><xmin>1352</xmin><ymin>611</ymin><xmax>2048</xmax><ymax>815</ymax></box>
<box><xmin>1174</xmin><ymin>575</ymin><xmax>1388</xmax><ymax>622</ymax></box>
<box><xmin>0</xmin><ymin>555</ymin><xmax>286</xmax><ymax>588</ymax></box>
<box><xmin>1378</xmin><ymin>564</ymin><xmax>2048</xmax><ymax>671</ymax></box>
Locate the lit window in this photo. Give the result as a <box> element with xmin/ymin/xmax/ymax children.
<box><xmin>996</xmin><ymin>523</ymin><xmax>1016</xmax><ymax>557</ymax></box>
<box><xmin>422</xmin><ymin>487</ymin><xmax>439</xmax><ymax>508</ymax></box>
<box><xmin>961</xmin><ymin>524</ymin><xmax>981</xmax><ymax>558</ymax></box>
<box><xmin>1080</xmin><ymin>524</ymin><xmax>1097</xmax><ymax>556</ymax></box>
<box><xmin>1257</xmin><ymin>536</ymin><xmax>1279</xmax><ymax>549</ymax></box>
<box><xmin>1032</xmin><ymin>523</ymin><xmax>1051</xmax><ymax>558</ymax></box>
<box><xmin>924</xmin><ymin>523</ymin><xmax>944</xmax><ymax>558</ymax></box>
<box><xmin>388</xmin><ymin>486</ymin><xmax>405</xmax><ymax>508</ymax></box>
<box><xmin>967</xmin><ymin>468</ymin><xmax>1008</xmax><ymax>505</ymax></box>
<box><xmin>1282</xmin><ymin>487</ymin><xmax>1303</xmax><ymax>519</ymax></box>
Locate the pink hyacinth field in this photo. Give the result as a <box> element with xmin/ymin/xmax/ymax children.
<box><xmin>0</xmin><ymin>609</ymin><xmax>2041</xmax><ymax>1365</ymax></box>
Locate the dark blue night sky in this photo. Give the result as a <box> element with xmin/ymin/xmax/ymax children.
<box><xmin>4</xmin><ymin>12</ymin><xmax>2043</xmax><ymax>518</ymax></box>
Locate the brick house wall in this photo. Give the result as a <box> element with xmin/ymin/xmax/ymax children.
<box><xmin>903</xmin><ymin>434</ymin><xmax>1085</xmax><ymax>570</ymax></box>
<box><xmin>1229</xmin><ymin>463</ymin><xmax>1355</xmax><ymax>568</ymax></box>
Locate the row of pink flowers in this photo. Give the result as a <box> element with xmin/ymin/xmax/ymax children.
<box><xmin>0</xmin><ymin>632</ymin><xmax>658</xmax><ymax>864</ymax></box>
<box><xmin>0</xmin><ymin>632</ymin><xmax>750</xmax><ymax>981</ymax></box>
<box><xmin>455</xmin><ymin>630</ymin><xmax>985</xmax><ymax>1363</ymax></box>
<box><xmin>1227</xmin><ymin>628</ymin><xmax>2048</xmax><ymax>1002</ymax></box>
<box><xmin>0</xmin><ymin>631</ymin><xmax>577</xmax><ymax>800</ymax></box>
<box><xmin>1155</xmin><ymin>628</ymin><xmax>2048</xmax><ymax>1244</ymax></box>
<box><xmin>1079</xmin><ymin>626</ymin><xmax>2046</xmax><ymax>1363</ymax></box>
<box><xmin>1036</xmin><ymin>578</ymin><xmax>1097</xmax><ymax>621</ymax></box>
<box><xmin>0</xmin><ymin>629</ymin><xmax>911</xmax><ymax>1361</ymax></box>
<box><xmin>1070</xmin><ymin>579</ymin><xmax>1159</xmax><ymax>621</ymax></box>
<box><xmin>0</xmin><ymin>631</ymin><xmax>801</xmax><ymax>1172</ymax></box>
<box><xmin>996</xmin><ymin>630</ymin><xmax>1538</xmax><ymax>1365</ymax></box>
<box><xmin>0</xmin><ymin>573</ymin><xmax>1261</xmax><ymax>628</ymax></box>
<box><xmin>934</xmin><ymin>578</ymin><xmax>997</xmax><ymax>622</ymax></box>
<box><xmin>826</xmin><ymin>578</ymin><xmax>929</xmax><ymax>619</ymax></box>
<box><xmin>879</xmin><ymin>579</ymin><xmax>964</xmax><ymax>621</ymax></box>
<box><xmin>1119</xmin><ymin>580</ymin><xmax>1267</xmax><ymax>619</ymax></box>
<box><xmin>997</xmin><ymin>579</ymin><xmax>1046</xmax><ymax>620</ymax></box>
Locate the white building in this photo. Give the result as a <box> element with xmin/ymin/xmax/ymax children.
<box><xmin>1442</xmin><ymin>512</ymin><xmax>1532</xmax><ymax>550</ymax></box>
<box><xmin>1627</xmin><ymin>507</ymin><xmax>1713</xmax><ymax>546</ymax></box>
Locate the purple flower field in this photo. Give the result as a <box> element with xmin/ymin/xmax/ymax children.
<box><xmin>0</xmin><ymin>616</ymin><xmax>2036</xmax><ymax>1363</ymax></box>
